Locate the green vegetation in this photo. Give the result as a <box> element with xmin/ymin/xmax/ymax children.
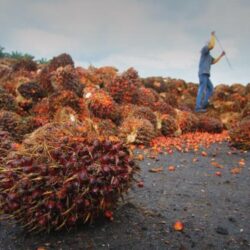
<box><xmin>0</xmin><ymin>46</ymin><xmax>49</xmax><ymax>64</ymax></box>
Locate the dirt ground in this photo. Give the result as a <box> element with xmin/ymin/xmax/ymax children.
<box><xmin>0</xmin><ymin>142</ymin><xmax>249</xmax><ymax>250</ymax></box>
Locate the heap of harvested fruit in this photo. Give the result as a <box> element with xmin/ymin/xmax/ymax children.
<box><xmin>0</xmin><ymin>124</ymin><xmax>138</xmax><ymax>232</ymax></box>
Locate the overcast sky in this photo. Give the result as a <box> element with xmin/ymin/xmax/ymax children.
<box><xmin>1</xmin><ymin>0</ymin><xmax>249</xmax><ymax>85</ymax></box>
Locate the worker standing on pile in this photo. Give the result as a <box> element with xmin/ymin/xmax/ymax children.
<box><xmin>195</xmin><ymin>31</ymin><xmax>225</xmax><ymax>112</ymax></box>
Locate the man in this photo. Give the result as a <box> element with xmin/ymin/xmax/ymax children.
<box><xmin>195</xmin><ymin>31</ymin><xmax>225</xmax><ymax>112</ymax></box>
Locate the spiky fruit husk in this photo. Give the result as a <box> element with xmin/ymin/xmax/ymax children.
<box><xmin>51</xmin><ymin>65</ymin><xmax>83</xmax><ymax>97</ymax></box>
<box><xmin>197</xmin><ymin>116</ymin><xmax>223</xmax><ymax>133</ymax></box>
<box><xmin>17</xmin><ymin>82</ymin><xmax>46</xmax><ymax>102</ymax></box>
<box><xmin>87</xmin><ymin>90</ymin><xmax>120</xmax><ymax>123</ymax></box>
<box><xmin>0</xmin><ymin>89</ymin><xmax>18</xmax><ymax>111</ymax></box>
<box><xmin>119</xmin><ymin>117</ymin><xmax>155</xmax><ymax>145</ymax></box>
<box><xmin>152</xmin><ymin>101</ymin><xmax>177</xmax><ymax>117</ymax></box>
<box><xmin>48</xmin><ymin>90</ymin><xmax>89</xmax><ymax>119</ymax></box>
<box><xmin>12</xmin><ymin>59</ymin><xmax>37</xmax><ymax>72</ymax></box>
<box><xmin>48</xmin><ymin>53</ymin><xmax>74</xmax><ymax>72</ymax></box>
<box><xmin>229</xmin><ymin>119</ymin><xmax>250</xmax><ymax>150</ymax></box>
<box><xmin>129</xmin><ymin>106</ymin><xmax>157</xmax><ymax>129</ymax></box>
<box><xmin>176</xmin><ymin>110</ymin><xmax>199</xmax><ymax>134</ymax></box>
<box><xmin>106</xmin><ymin>68</ymin><xmax>141</xmax><ymax>104</ymax></box>
<box><xmin>135</xmin><ymin>87</ymin><xmax>159</xmax><ymax>107</ymax></box>
<box><xmin>0</xmin><ymin>124</ymin><xmax>138</xmax><ymax>232</ymax></box>
<box><xmin>161</xmin><ymin>114</ymin><xmax>180</xmax><ymax>136</ymax></box>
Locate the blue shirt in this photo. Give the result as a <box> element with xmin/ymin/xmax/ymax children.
<box><xmin>198</xmin><ymin>45</ymin><xmax>214</xmax><ymax>76</ymax></box>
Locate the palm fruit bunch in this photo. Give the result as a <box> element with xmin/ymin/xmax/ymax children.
<box><xmin>106</xmin><ymin>67</ymin><xmax>141</xmax><ymax>104</ymax></box>
<box><xmin>160</xmin><ymin>114</ymin><xmax>180</xmax><ymax>137</ymax></box>
<box><xmin>176</xmin><ymin>110</ymin><xmax>199</xmax><ymax>134</ymax></box>
<box><xmin>197</xmin><ymin>116</ymin><xmax>223</xmax><ymax>133</ymax></box>
<box><xmin>160</xmin><ymin>92</ymin><xmax>178</xmax><ymax>108</ymax></box>
<box><xmin>0</xmin><ymin>123</ymin><xmax>138</xmax><ymax>232</ymax></box>
<box><xmin>186</xmin><ymin>83</ymin><xmax>198</xmax><ymax>97</ymax></box>
<box><xmin>142</xmin><ymin>77</ymin><xmax>168</xmax><ymax>93</ymax></box>
<box><xmin>220</xmin><ymin>112</ymin><xmax>240</xmax><ymax>130</ymax></box>
<box><xmin>135</xmin><ymin>87</ymin><xmax>159</xmax><ymax>108</ymax></box>
<box><xmin>94</xmin><ymin>118</ymin><xmax>118</xmax><ymax>138</ymax></box>
<box><xmin>12</xmin><ymin>58</ymin><xmax>37</xmax><ymax>72</ymax></box>
<box><xmin>119</xmin><ymin>117</ymin><xmax>155</xmax><ymax>145</ymax></box>
<box><xmin>129</xmin><ymin>106</ymin><xmax>157</xmax><ymax>129</ymax></box>
<box><xmin>48</xmin><ymin>90</ymin><xmax>88</xmax><ymax>118</ymax></box>
<box><xmin>230</xmin><ymin>83</ymin><xmax>246</xmax><ymax>96</ymax></box>
<box><xmin>0</xmin><ymin>87</ymin><xmax>18</xmax><ymax>112</ymax></box>
<box><xmin>51</xmin><ymin>65</ymin><xmax>83</xmax><ymax>97</ymax></box>
<box><xmin>241</xmin><ymin>102</ymin><xmax>250</xmax><ymax>119</ymax></box>
<box><xmin>17</xmin><ymin>82</ymin><xmax>46</xmax><ymax>102</ymax></box>
<box><xmin>229</xmin><ymin>119</ymin><xmax>250</xmax><ymax>150</ymax></box>
<box><xmin>76</xmin><ymin>66</ymin><xmax>117</xmax><ymax>88</ymax></box>
<box><xmin>0</xmin><ymin>111</ymin><xmax>37</xmax><ymax>141</ymax></box>
<box><xmin>53</xmin><ymin>106</ymin><xmax>79</xmax><ymax>124</ymax></box>
<box><xmin>48</xmin><ymin>53</ymin><xmax>74</xmax><ymax>72</ymax></box>
<box><xmin>165</xmin><ymin>78</ymin><xmax>187</xmax><ymax>96</ymax></box>
<box><xmin>212</xmin><ymin>84</ymin><xmax>231</xmax><ymax>101</ymax></box>
<box><xmin>31</xmin><ymin>98</ymin><xmax>50</xmax><ymax>126</ymax></box>
<box><xmin>119</xmin><ymin>104</ymin><xmax>138</xmax><ymax>121</ymax></box>
<box><xmin>87</xmin><ymin>90</ymin><xmax>120</xmax><ymax>124</ymax></box>
<box><xmin>152</xmin><ymin>100</ymin><xmax>177</xmax><ymax>117</ymax></box>
<box><xmin>0</xmin><ymin>130</ymin><xmax>14</xmax><ymax>163</ymax></box>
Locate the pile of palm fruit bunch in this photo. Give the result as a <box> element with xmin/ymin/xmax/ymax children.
<box><xmin>0</xmin><ymin>123</ymin><xmax>139</xmax><ymax>232</ymax></box>
<box><xmin>0</xmin><ymin>52</ymin><xmax>249</xmax><ymax>232</ymax></box>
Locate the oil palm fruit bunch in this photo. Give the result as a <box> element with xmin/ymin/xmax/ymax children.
<box><xmin>142</xmin><ymin>77</ymin><xmax>168</xmax><ymax>93</ymax></box>
<box><xmin>152</xmin><ymin>100</ymin><xmax>177</xmax><ymax>117</ymax></box>
<box><xmin>31</xmin><ymin>98</ymin><xmax>50</xmax><ymax>126</ymax></box>
<box><xmin>176</xmin><ymin>110</ymin><xmax>199</xmax><ymax>134</ymax></box>
<box><xmin>241</xmin><ymin>102</ymin><xmax>250</xmax><ymax>119</ymax></box>
<box><xmin>12</xmin><ymin>58</ymin><xmax>37</xmax><ymax>72</ymax></box>
<box><xmin>129</xmin><ymin>106</ymin><xmax>157</xmax><ymax>129</ymax></box>
<box><xmin>0</xmin><ymin>87</ymin><xmax>18</xmax><ymax>112</ymax></box>
<box><xmin>0</xmin><ymin>130</ymin><xmax>14</xmax><ymax>163</ymax></box>
<box><xmin>229</xmin><ymin>119</ymin><xmax>250</xmax><ymax>150</ymax></box>
<box><xmin>87</xmin><ymin>90</ymin><xmax>120</xmax><ymax>123</ymax></box>
<box><xmin>51</xmin><ymin>65</ymin><xmax>83</xmax><ymax>97</ymax></box>
<box><xmin>197</xmin><ymin>116</ymin><xmax>223</xmax><ymax>133</ymax></box>
<box><xmin>161</xmin><ymin>114</ymin><xmax>180</xmax><ymax>137</ymax></box>
<box><xmin>48</xmin><ymin>90</ymin><xmax>86</xmax><ymax>117</ymax></box>
<box><xmin>106</xmin><ymin>68</ymin><xmax>141</xmax><ymax>104</ymax></box>
<box><xmin>48</xmin><ymin>53</ymin><xmax>74</xmax><ymax>72</ymax></box>
<box><xmin>0</xmin><ymin>125</ymin><xmax>138</xmax><ymax>232</ymax></box>
<box><xmin>135</xmin><ymin>87</ymin><xmax>159</xmax><ymax>108</ymax></box>
<box><xmin>119</xmin><ymin>117</ymin><xmax>155</xmax><ymax>145</ymax></box>
<box><xmin>17</xmin><ymin>82</ymin><xmax>46</xmax><ymax>102</ymax></box>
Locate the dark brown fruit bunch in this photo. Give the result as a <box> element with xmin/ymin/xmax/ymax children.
<box><xmin>0</xmin><ymin>129</ymin><xmax>138</xmax><ymax>232</ymax></box>
<box><xmin>176</xmin><ymin>110</ymin><xmax>199</xmax><ymax>134</ymax></box>
<box><xmin>229</xmin><ymin>119</ymin><xmax>250</xmax><ymax>150</ymax></box>
<box><xmin>135</xmin><ymin>87</ymin><xmax>159</xmax><ymax>108</ymax></box>
<box><xmin>17</xmin><ymin>82</ymin><xmax>46</xmax><ymax>102</ymax></box>
<box><xmin>0</xmin><ymin>88</ymin><xmax>18</xmax><ymax>111</ymax></box>
<box><xmin>197</xmin><ymin>116</ymin><xmax>223</xmax><ymax>133</ymax></box>
<box><xmin>161</xmin><ymin>114</ymin><xmax>180</xmax><ymax>136</ymax></box>
<box><xmin>48</xmin><ymin>53</ymin><xmax>74</xmax><ymax>72</ymax></box>
<box><xmin>12</xmin><ymin>59</ymin><xmax>37</xmax><ymax>72</ymax></box>
<box><xmin>51</xmin><ymin>65</ymin><xmax>83</xmax><ymax>96</ymax></box>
